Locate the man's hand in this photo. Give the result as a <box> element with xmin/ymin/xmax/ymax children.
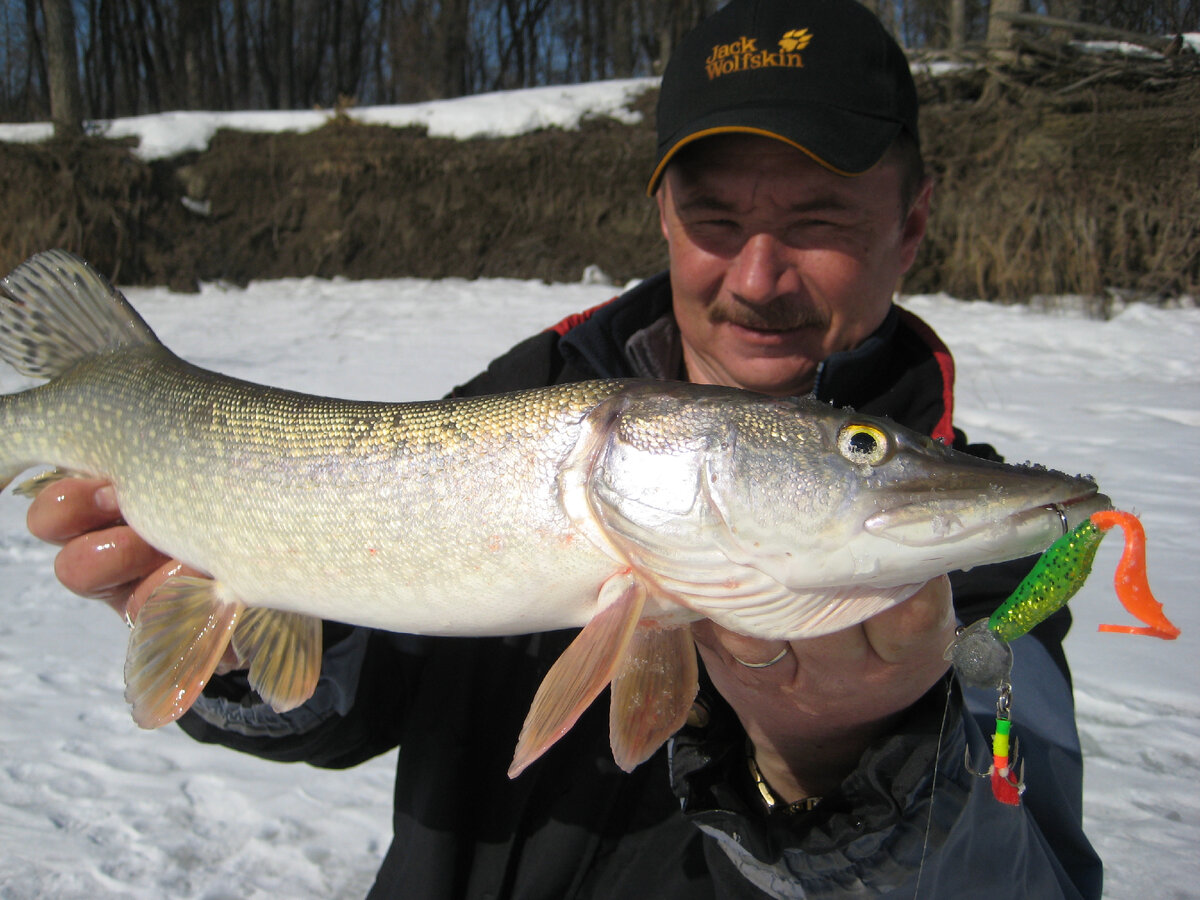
<box><xmin>692</xmin><ymin>576</ymin><xmax>955</xmax><ymax>804</ymax></box>
<box><xmin>25</xmin><ymin>477</ymin><xmax>237</xmax><ymax>671</ymax></box>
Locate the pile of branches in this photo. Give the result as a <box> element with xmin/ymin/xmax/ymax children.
<box><xmin>902</xmin><ymin>15</ymin><xmax>1199</xmax><ymax>302</ymax></box>
<box><xmin>912</xmin><ymin>12</ymin><xmax>1198</xmax><ymax>99</ymax></box>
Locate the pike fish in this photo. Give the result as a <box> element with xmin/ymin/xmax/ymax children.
<box><xmin>1</xmin><ymin>250</ymin><xmax>1107</xmax><ymax>777</ymax></box>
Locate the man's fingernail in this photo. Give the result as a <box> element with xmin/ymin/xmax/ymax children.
<box><xmin>95</xmin><ymin>485</ymin><xmax>118</xmax><ymax>513</ymax></box>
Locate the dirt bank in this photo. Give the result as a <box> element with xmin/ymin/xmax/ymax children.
<box><xmin>2</xmin><ymin>62</ymin><xmax>1196</xmax><ymax>299</ymax></box>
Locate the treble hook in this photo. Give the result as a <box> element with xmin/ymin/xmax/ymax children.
<box><xmin>965</xmin><ymin>681</ymin><xmax>1026</xmax><ymax>806</ymax></box>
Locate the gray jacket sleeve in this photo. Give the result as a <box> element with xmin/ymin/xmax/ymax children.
<box><xmin>186</xmin><ymin>625</ymin><xmax>369</xmax><ymax>738</ymax></box>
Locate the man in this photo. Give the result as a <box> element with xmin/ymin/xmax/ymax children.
<box><xmin>26</xmin><ymin>0</ymin><xmax>1101</xmax><ymax>896</ymax></box>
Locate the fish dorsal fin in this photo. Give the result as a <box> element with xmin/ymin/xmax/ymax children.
<box><xmin>0</xmin><ymin>249</ymin><xmax>160</xmax><ymax>379</ymax></box>
<box><xmin>609</xmin><ymin>624</ymin><xmax>698</xmax><ymax>772</ymax></box>
<box><xmin>124</xmin><ymin>576</ymin><xmax>243</xmax><ymax>728</ymax></box>
<box><xmin>508</xmin><ymin>571</ymin><xmax>645</xmax><ymax>778</ymax></box>
<box><xmin>232</xmin><ymin>608</ymin><xmax>323</xmax><ymax>713</ymax></box>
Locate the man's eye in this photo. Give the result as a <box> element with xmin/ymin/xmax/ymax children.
<box><xmin>685</xmin><ymin>220</ymin><xmax>744</xmax><ymax>248</ymax></box>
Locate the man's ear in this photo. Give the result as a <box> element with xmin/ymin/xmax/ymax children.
<box><xmin>655</xmin><ymin>181</ymin><xmax>672</xmax><ymax>243</ymax></box>
<box><xmin>898</xmin><ymin>176</ymin><xmax>934</xmax><ymax>274</ymax></box>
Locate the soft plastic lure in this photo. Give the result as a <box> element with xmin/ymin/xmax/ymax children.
<box><xmin>947</xmin><ymin>509</ymin><xmax>1179</xmax><ymax>806</ymax></box>
<box><xmin>987</xmin><ymin>518</ymin><xmax>1107</xmax><ymax>643</ymax></box>
<box><xmin>1090</xmin><ymin>511</ymin><xmax>1180</xmax><ymax>639</ymax></box>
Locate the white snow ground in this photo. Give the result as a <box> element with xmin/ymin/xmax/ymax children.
<box><xmin>2</xmin><ymin>76</ymin><xmax>1199</xmax><ymax>899</ymax></box>
<box><xmin>1</xmin><ymin>276</ymin><xmax>1197</xmax><ymax>900</ymax></box>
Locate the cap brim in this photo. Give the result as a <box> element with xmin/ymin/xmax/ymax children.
<box><xmin>645</xmin><ymin>105</ymin><xmax>903</xmax><ymax>196</ymax></box>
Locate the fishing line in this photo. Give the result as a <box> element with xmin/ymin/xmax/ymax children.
<box><xmin>912</xmin><ymin>675</ymin><xmax>953</xmax><ymax>897</ymax></box>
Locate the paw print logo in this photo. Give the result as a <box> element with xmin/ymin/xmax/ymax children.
<box><xmin>779</xmin><ymin>28</ymin><xmax>812</xmax><ymax>52</ymax></box>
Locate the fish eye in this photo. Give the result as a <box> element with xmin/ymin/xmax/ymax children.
<box><xmin>837</xmin><ymin>423</ymin><xmax>891</xmax><ymax>466</ymax></box>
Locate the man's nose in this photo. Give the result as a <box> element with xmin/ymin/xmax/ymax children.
<box><xmin>726</xmin><ymin>232</ymin><xmax>787</xmax><ymax>303</ymax></box>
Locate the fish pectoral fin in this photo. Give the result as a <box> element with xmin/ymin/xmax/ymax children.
<box><xmin>508</xmin><ymin>571</ymin><xmax>646</xmax><ymax>779</ymax></box>
<box><xmin>124</xmin><ymin>576</ymin><xmax>243</xmax><ymax>728</ymax></box>
<box><xmin>609</xmin><ymin>624</ymin><xmax>698</xmax><ymax>773</ymax></box>
<box><xmin>231</xmin><ymin>608</ymin><xmax>323</xmax><ymax>713</ymax></box>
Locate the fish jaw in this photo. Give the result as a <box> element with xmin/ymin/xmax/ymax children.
<box><xmin>709</xmin><ymin>405</ymin><xmax>1103</xmax><ymax>589</ymax></box>
<box><xmin>855</xmin><ymin>428</ymin><xmax>1108</xmax><ymax>577</ymax></box>
<box><xmin>860</xmin><ymin>433</ymin><xmax>1102</xmax><ymax>549</ymax></box>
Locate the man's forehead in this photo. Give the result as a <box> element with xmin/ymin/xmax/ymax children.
<box><xmin>671</xmin><ymin>133</ymin><xmax>815</xmax><ymax>174</ymax></box>
<box><xmin>666</xmin><ymin>136</ymin><xmax>871</xmax><ymax>208</ymax></box>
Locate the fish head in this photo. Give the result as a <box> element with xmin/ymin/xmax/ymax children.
<box><xmin>573</xmin><ymin>383</ymin><xmax>1106</xmax><ymax>639</ymax></box>
<box><xmin>705</xmin><ymin>394</ymin><xmax>1107</xmax><ymax>590</ymax></box>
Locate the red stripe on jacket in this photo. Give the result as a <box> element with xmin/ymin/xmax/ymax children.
<box><xmin>545</xmin><ymin>297</ymin><xmax>618</xmax><ymax>337</ymax></box>
<box><xmin>895</xmin><ymin>306</ymin><xmax>957</xmax><ymax>445</ymax></box>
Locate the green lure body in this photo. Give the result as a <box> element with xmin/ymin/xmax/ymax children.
<box><xmin>988</xmin><ymin>520</ymin><xmax>1105</xmax><ymax>642</ymax></box>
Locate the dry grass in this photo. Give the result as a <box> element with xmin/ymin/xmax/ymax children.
<box><xmin>1</xmin><ymin>70</ymin><xmax>1195</xmax><ymax>300</ymax></box>
<box><xmin>909</xmin><ymin>70</ymin><xmax>1199</xmax><ymax>300</ymax></box>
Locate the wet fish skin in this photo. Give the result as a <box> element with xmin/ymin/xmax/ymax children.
<box><xmin>0</xmin><ymin>250</ymin><xmax>1105</xmax><ymax>775</ymax></box>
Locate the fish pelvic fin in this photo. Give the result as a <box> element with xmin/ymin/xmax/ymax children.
<box><xmin>231</xmin><ymin>607</ymin><xmax>323</xmax><ymax>713</ymax></box>
<box><xmin>609</xmin><ymin>624</ymin><xmax>698</xmax><ymax>773</ymax></box>
<box><xmin>0</xmin><ymin>249</ymin><xmax>160</xmax><ymax>380</ymax></box>
<box><xmin>508</xmin><ymin>571</ymin><xmax>645</xmax><ymax>779</ymax></box>
<box><xmin>124</xmin><ymin>575</ymin><xmax>243</xmax><ymax>728</ymax></box>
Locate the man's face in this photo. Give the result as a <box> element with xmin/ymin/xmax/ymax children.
<box><xmin>657</xmin><ymin>134</ymin><xmax>931</xmax><ymax>397</ymax></box>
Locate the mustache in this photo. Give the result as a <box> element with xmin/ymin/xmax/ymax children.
<box><xmin>707</xmin><ymin>298</ymin><xmax>828</xmax><ymax>332</ymax></box>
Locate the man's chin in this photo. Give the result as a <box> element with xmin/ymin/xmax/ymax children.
<box><xmin>724</xmin><ymin>360</ymin><xmax>818</xmax><ymax>397</ymax></box>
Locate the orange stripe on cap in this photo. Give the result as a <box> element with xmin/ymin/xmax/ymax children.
<box><xmin>644</xmin><ymin>126</ymin><xmax>862</xmax><ymax>196</ymax></box>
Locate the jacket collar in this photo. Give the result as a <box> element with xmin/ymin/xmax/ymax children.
<box><xmin>559</xmin><ymin>271</ymin><xmax>903</xmax><ymax>406</ymax></box>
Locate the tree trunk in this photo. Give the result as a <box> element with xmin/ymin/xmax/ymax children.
<box><xmin>987</xmin><ymin>0</ymin><xmax>1025</xmax><ymax>48</ymax></box>
<box><xmin>948</xmin><ymin>0</ymin><xmax>966</xmax><ymax>49</ymax></box>
<box><xmin>612</xmin><ymin>0</ymin><xmax>633</xmax><ymax>77</ymax></box>
<box><xmin>439</xmin><ymin>0</ymin><xmax>470</xmax><ymax>97</ymax></box>
<box><xmin>42</xmin><ymin>0</ymin><xmax>84</xmax><ymax>136</ymax></box>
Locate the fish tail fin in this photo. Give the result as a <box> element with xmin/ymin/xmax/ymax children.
<box><xmin>0</xmin><ymin>249</ymin><xmax>160</xmax><ymax>382</ymax></box>
<box><xmin>125</xmin><ymin>575</ymin><xmax>324</xmax><ymax>727</ymax></box>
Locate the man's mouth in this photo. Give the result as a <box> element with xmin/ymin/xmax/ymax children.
<box><xmin>707</xmin><ymin>300</ymin><xmax>828</xmax><ymax>335</ymax></box>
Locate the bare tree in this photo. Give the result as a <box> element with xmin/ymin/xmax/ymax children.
<box><xmin>41</xmin><ymin>0</ymin><xmax>83</xmax><ymax>135</ymax></box>
<box><xmin>987</xmin><ymin>0</ymin><xmax>1026</xmax><ymax>47</ymax></box>
<box><xmin>5</xmin><ymin>0</ymin><xmax>1197</xmax><ymax>124</ymax></box>
<box><xmin>948</xmin><ymin>0</ymin><xmax>967</xmax><ymax>48</ymax></box>
<box><xmin>440</xmin><ymin>0</ymin><xmax>471</xmax><ymax>97</ymax></box>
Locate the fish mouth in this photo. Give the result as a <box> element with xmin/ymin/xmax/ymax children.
<box><xmin>1043</xmin><ymin>491</ymin><xmax>1113</xmax><ymax>532</ymax></box>
<box><xmin>862</xmin><ymin>474</ymin><xmax>1109</xmax><ymax>549</ymax></box>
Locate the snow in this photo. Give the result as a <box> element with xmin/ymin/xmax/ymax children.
<box><xmin>1075</xmin><ymin>31</ymin><xmax>1200</xmax><ymax>58</ymax></box>
<box><xmin>2</xmin><ymin>275</ymin><xmax>1197</xmax><ymax>900</ymax></box>
<box><xmin>2</xmin><ymin>80</ymin><xmax>1199</xmax><ymax>899</ymax></box>
<box><xmin>0</xmin><ymin>78</ymin><xmax>655</xmax><ymax>161</ymax></box>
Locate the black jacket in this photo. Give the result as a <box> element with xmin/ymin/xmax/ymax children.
<box><xmin>181</xmin><ymin>273</ymin><xmax>1101</xmax><ymax>899</ymax></box>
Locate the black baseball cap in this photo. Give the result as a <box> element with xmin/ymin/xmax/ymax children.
<box><xmin>646</xmin><ymin>0</ymin><xmax>919</xmax><ymax>195</ymax></box>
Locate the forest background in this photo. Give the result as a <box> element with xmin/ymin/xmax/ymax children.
<box><xmin>0</xmin><ymin>0</ymin><xmax>1197</xmax><ymax>301</ymax></box>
